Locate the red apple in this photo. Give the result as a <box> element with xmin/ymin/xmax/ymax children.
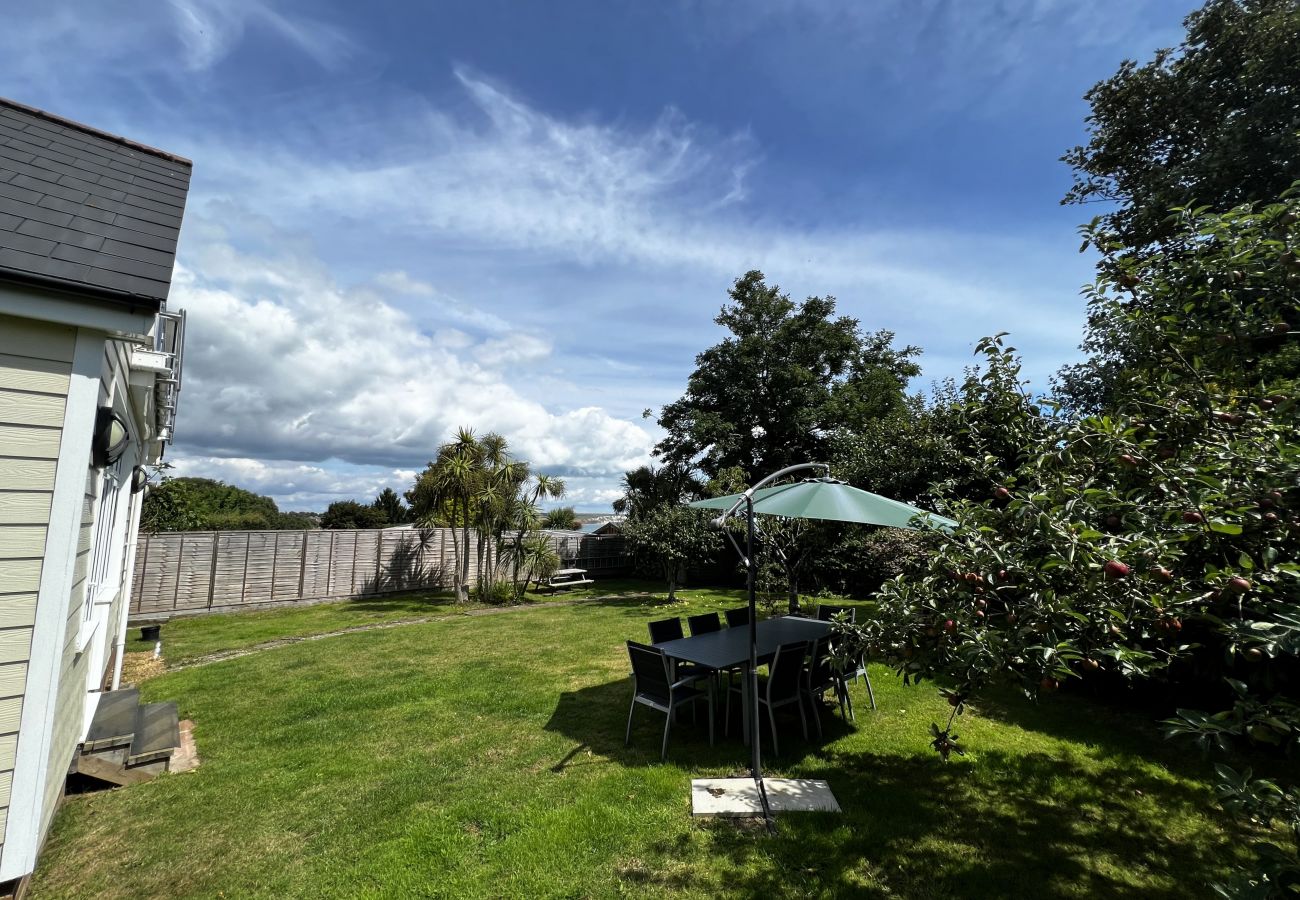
<box><xmin>993</xmin><ymin>486</ymin><xmax>1012</xmax><ymax>502</ymax></box>
<box><xmin>1149</xmin><ymin>566</ymin><xmax>1173</xmax><ymax>582</ymax></box>
<box><xmin>1227</xmin><ymin>576</ymin><xmax>1252</xmax><ymax>594</ymax></box>
<box><xmin>1118</xmin><ymin>453</ymin><xmax>1139</xmax><ymax>468</ymax></box>
<box><xmin>943</xmin><ymin>619</ymin><xmax>956</xmax><ymax>633</ymax></box>
<box><xmin>1182</xmin><ymin>510</ymin><xmax>1206</xmax><ymax>525</ymax></box>
<box><xmin>1242</xmin><ymin>648</ymin><xmax>1264</xmax><ymax>662</ymax></box>
<box><xmin>1104</xmin><ymin>560</ymin><xmax>1131</xmax><ymax>580</ymax></box>
<box><xmin>1040</xmin><ymin>677</ymin><xmax>1059</xmax><ymax>693</ymax></box>
<box><xmin>1080</xmin><ymin>658</ymin><xmax>1100</xmax><ymax>673</ymax></box>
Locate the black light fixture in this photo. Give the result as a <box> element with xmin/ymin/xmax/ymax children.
<box><xmin>131</xmin><ymin>465</ymin><xmax>149</xmax><ymax>494</ymax></box>
<box><xmin>92</xmin><ymin>407</ymin><xmax>130</xmax><ymax>469</ymax></box>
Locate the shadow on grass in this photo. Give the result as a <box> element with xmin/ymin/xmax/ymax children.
<box><xmin>649</xmin><ymin>748</ymin><xmax>1248</xmax><ymax>899</ymax></box>
<box><xmin>544</xmin><ymin>678</ymin><xmax>857</xmax><ymax>772</ymax></box>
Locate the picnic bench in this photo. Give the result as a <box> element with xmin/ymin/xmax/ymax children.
<box><xmin>542</xmin><ymin>568</ymin><xmax>593</xmax><ymax>591</ymax></box>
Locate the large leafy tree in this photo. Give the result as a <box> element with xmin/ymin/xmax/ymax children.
<box><xmin>372</xmin><ymin>487</ymin><xmax>409</xmax><ymax>525</ymax></box>
<box><xmin>1058</xmin><ymin>0</ymin><xmax>1300</xmax><ymax>413</ymax></box>
<box><xmin>654</xmin><ymin>271</ymin><xmax>920</xmax><ymax>480</ymax></box>
<box><xmin>1062</xmin><ymin>0</ymin><xmax>1300</xmax><ymax>252</ymax></box>
<box><xmin>320</xmin><ymin>500</ymin><xmax>388</xmax><ymax>530</ymax></box>
<box><xmin>140</xmin><ymin>476</ymin><xmax>291</xmax><ymax>532</ymax></box>
<box><xmin>840</xmin><ymin>196</ymin><xmax>1300</xmax><ymax>894</ymax></box>
<box><xmin>615</xmin><ymin>462</ymin><xmax>719</xmax><ymax>599</ymax></box>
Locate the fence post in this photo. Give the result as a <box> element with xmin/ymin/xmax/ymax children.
<box><xmin>172</xmin><ymin>535</ymin><xmax>184</xmax><ymax>612</ymax></box>
<box><xmin>297</xmin><ymin>530</ymin><xmax>308</xmax><ymax>599</ymax></box>
<box><xmin>207</xmin><ymin>532</ymin><xmax>219</xmax><ymax>610</ymax></box>
<box><xmin>375</xmin><ymin>530</ymin><xmax>385</xmax><ymax>595</ymax></box>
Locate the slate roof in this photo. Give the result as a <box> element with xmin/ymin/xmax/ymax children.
<box><xmin>0</xmin><ymin>97</ymin><xmax>192</xmax><ymax>309</ymax></box>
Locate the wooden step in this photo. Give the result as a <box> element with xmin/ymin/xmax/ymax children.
<box><xmin>83</xmin><ymin>688</ymin><xmax>139</xmax><ymax>751</ymax></box>
<box><xmin>128</xmin><ymin>701</ymin><xmax>180</xmax><ymax>765</ymax></box>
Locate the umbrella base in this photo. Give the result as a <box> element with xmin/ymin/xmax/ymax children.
<box><xmin>690</xmin><ymin>778</ymin><xmax>841</xmax><ymax>817</ymax></box>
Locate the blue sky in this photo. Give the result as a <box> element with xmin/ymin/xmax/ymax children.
<box><xmin>5</xmin><ymin>1</ymin><xmax>1194</xmax><ymax>511</ymax></box>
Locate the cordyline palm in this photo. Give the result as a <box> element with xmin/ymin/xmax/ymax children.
<box><xmin>475</xmin><ymin>444</ymin><xmax>529</xmax><ymax>594</ymax></box>
<box><xmin>504</xmin><ymin>473</ymin><xmax>566</xmax><ymax>597</ymax></box>
<box><xmin>421</xmin><ymin>427</ymin><xmax>483</xmax><ymax>603</ymax></box>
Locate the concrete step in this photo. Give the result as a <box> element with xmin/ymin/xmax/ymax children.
<box><xmin>83</xmin><ymin>688</ymin><xmax>139</xmax><ymax>751</ymax></box>
<box><xmin>128</xmin><ymin>701</ymin><xmax>179</xmax><ymax>765</ymax></box>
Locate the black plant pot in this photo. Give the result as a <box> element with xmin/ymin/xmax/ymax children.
<box><xmin>140</xmin><ymin>624</ymin><xmax>161</xmax><ymax>642</ymax></box>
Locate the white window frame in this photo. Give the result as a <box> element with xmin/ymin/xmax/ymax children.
<box><xmin>77</xmin><ymin>388</ymin><xmax>136</xmax><ymax>651</ymax></box>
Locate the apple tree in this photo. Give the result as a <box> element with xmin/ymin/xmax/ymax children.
<box><xmin>837</xmin><ymin>191</ymin><xmax>1300</xmax><ymax>894</ymax></box>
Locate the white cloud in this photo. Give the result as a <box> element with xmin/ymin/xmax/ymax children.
<box><xmin>167</xmin><ymin>0</ymin><xmax>357</xmax><ymax>71</ymax></box>
<box><xmin>169</xmin><ymin>229</ymin><xmax>654</xmax><ymax>480</ymax></box>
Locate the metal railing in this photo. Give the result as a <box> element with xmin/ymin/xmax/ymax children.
<box><xmin>153</xmin><ymin>308</ymin><xmax>185</xmax><ymax>444</ymax></box>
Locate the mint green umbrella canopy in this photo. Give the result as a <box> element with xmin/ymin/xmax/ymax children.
<box><xmin>689</xmin><ymin>477</ymin><xmax>956</xmax><ymax>530</ymax></box>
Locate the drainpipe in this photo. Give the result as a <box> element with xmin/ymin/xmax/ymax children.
<box><xmin>111</xmin><ymin>479</ymin><xmax>145</xmax><ymax>690</ymax></box>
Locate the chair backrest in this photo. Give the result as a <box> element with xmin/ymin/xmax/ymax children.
<box><xmin>687</xmin><ymin>612</ymin><xmax>722</xmax><ymax>635</ymax></box>
<box><xmin>724</xmin><ymin>606</ymin><xmax>751</xmax><ymax>628</ymax></box>
<box><xmin>767</xmin><ymin>640</ymin><xmax>809</xmax><ymax>701</ymax></box>
<box><xmin>816</xmin><ymin>604</ymin><xmax>856</xmax><ymax>624</ymax></box>
<box><xmin>627</xmin><ymin>641</ymin><xmax>671</xmax><ymax>702</ymax></box>
<box><xmin>807</xmin><ymin>635</ymin><xmax>835</xmax><ymax>689</ymax></box>
<box><xmin>648</xmin><ymin>617</ymin><xmax>684</xmax><ymax>643</ymax></box>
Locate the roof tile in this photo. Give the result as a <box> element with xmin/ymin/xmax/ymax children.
<box><xmin>0</xmin><ymin>97</ymin><xmax>191</xmax><ymax>303</ymax></box>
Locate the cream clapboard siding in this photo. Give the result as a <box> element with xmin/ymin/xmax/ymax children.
<box><xmin>39</xmin><ymin>337</ymin><xmax>128</xmax><ymax>845</ymax></box>
<box><xmin>0</xmin><ymin>314</ymin><xmax>73</xmax><ymax>859</ymax></box>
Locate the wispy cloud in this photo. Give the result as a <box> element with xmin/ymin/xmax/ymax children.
<box><xmin>167</xmin><ymin>0</ymin><xmax>358</xmax><ymax>71</ymax></box>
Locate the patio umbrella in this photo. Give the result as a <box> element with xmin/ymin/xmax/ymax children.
<box><xmin>687</xmin><ymin>463</ymin><xmax>955</xmax><ymax>828</ymax></box>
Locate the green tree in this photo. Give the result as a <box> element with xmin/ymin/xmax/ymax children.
<box><xmin>541</xmin><ymin>506</ymin><xmax>579</xmax><ymax>530</ymax></box>
<box><xmin>612</xmin><ymin>464</ymin><xmax>704</xmax><ymax>519</ymax></box>
<box><xmin>320</xmin><ymin>500</ymin><xmax>388</xmax><ymax>530</ymax></box>
<box><xmin>654</xmin><ymin>271</ymin><xmax>920</xmax><ymax>480</ymax></box>
<box><xmin>408</xmin><ymin>429</ymin><xmax>563</xmax><ymax>603</ymax></box>
<box><xmin>622</xmin><ymin>505</ymin><xmax>721</xmax><ymax>601</ymax></box>
<box><xmin>372</xmin><ymin>487</ymin><xmax>409</xmax><ymax>525</ymax></box>
<box><xmin>138</xmin><ymin>477</ymin><xmax>205</xmax><ymax>532</ymax></box>
<box><xmin>839</xmin><ymin>196</ymin><xmax>1300</xmax><ymax>893</ymax></box>
<box><xmin>140</xmin><ymin>476</ymin><xmax>284</xmax><ymax>532</ymax></box>
<box><xmin>1058</xmin><ymin>0</ymin><xmax>1300</xmax><ymax>413</ymax></box>
<box><xmin>1062</xmin><ymin>0</ymin><xmax>1300</xmax><ymax>253</ymax></box>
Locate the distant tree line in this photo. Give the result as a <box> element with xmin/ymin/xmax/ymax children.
<box><xmin>140</xmin><ymin>477</ymin><xmax>318</xmax><ymax>532</ymax></box>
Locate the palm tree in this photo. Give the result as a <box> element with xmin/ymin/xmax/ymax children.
<box><xmin>409</xmin><ymin>427</ymin><xmax>484</xmax><ymax>603</ymax></box>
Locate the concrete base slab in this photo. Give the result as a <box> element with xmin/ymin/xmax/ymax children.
<box><xmin>691</xmin><ymin>778</ymin><xmax>841</xmax><ymax>816</ymax></box>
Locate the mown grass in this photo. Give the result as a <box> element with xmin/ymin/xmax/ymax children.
<box><xmin>124</xmin><ymin>578</ymin><xmax>658</xmax><ymax>664</ymax></box>
<box><xmin>37</xmin><ymin>584</ymin><xmax>1256</xmax><ymax>898</ymax></box>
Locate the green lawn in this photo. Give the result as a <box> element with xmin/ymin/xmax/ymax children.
<box><xmin>125</xmin><ymin>578</ymin><xmax>656</xmax><ymax>664</ymax></box>
<box><xmin>36</xmin><ymin>583</ymin><xmax>1257</xmax><ymax>898</ymax></box>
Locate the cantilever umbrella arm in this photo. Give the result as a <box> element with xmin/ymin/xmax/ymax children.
<box><xmin>708</xmin><ymin>461</ymin><xmax>829</xmax><ymax>833</ymax></box>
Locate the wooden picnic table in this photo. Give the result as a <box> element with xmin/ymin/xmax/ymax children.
<box><xmin>543</xmin><ymin>567</ymin><xmax>593</xmax><ymax>591</ymax></box>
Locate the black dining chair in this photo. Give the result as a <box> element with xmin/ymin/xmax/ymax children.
<box><xmin>648</xmin><ymin>617</ymin><xmax>685</xmax><ymax>643</ymax></box>
<box><xmin>625</xmin><ymin>641</ymin><xmax>713</xmax><ymax>759</ymax></box>
<box><xmin>687</xmin><ymin>612</ymin><xmax>722</xmax><ymax>635</ymax></box>
<box><xmin>726</xmin><ymin>640</ymin><xmax>809</xmax><ymax>755</ymax></box>
<box><xmin>724</xmin><ymin>606</ymin><xmax>751</xmax><ymax>628</ymax></box>
<box><xmin>804</xmin><ymin>634</ymin><xmax>853</xmax><ymax>733</ymax></box>
<box><xmin>815</xmin><ymin>604</ymin><xmax>875</xmax><ymax>710</ymax></box>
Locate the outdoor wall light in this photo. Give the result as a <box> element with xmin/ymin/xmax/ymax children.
<box><xmin>92</xmin><ymin>406</ymin><xmax>130</xmax><ymax>469</ymax></box>
<box><xmin>131</xmin><ymin>465</ymin><xmax>149</xmax><ymax>494</ymax></box>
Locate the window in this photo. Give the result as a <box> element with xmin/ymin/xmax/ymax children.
<box><xmin>85</xmin><ymin>453</ymin><xmax>126</xmax><ymax>608</ymax></box>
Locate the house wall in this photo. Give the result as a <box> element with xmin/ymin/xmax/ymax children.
<box><xmin>38</xmin><ymin>339</ymin><xmax>139</xmax><ymax>844</ymax></box>
<box><xmin>0</xmin><ymin>313</ymin><xmax>75</xmax><ymax>864</ymax></box>
<box><xmin>0</xmin><ymin>302</ymin><xmax>151</xmax><ymax>883</ymax></box>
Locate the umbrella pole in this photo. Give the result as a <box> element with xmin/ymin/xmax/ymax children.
<box><xmin>746</xmin><ymin>496</ymin><xmax>775</xmax><ymax>833</ymax></box>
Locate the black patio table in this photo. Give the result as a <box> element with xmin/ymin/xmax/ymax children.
<box><xmin>653</xmin><ymin>616</ymin><xmax>833</xmax><ymax>745</ymax></box>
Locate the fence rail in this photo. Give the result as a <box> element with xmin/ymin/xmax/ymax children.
<box><xmin>129</xmin><ymin>527</ymin><xmax>630</xmax><ymax>619</ymax></box>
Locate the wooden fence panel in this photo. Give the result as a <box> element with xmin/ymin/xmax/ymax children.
<box><xmin>129</xmin><ymin>526</ymin><xmax>632</xmax><ymax>618</ymax></box>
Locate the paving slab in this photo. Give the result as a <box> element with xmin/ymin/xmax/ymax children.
<box><xmin>691</xmin><ymin>777</ymin><xmax>841</xmax><ymax>816</ymax></box>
